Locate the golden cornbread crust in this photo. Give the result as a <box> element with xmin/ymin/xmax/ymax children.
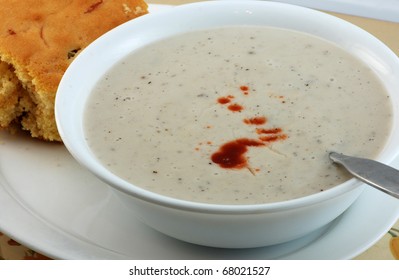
<box><xmin>0</xmin><ymin>0</ymin><xmax>148</xmax><ymax>141</ymax></box>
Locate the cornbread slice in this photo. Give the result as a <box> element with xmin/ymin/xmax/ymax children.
<box><xmin>0</xmin><ymin>0</ymin><xmax>148</xmax><ymax>141</ymax></box>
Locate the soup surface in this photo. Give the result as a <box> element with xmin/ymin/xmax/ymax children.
<box><xmin>84</xmin><ymin>26</ymin><xmax>392</xmax><ymax>204</ymax></box>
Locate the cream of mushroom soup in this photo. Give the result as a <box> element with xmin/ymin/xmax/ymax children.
<box><xmin>84</xmin><ymin>26</ymin><xmax>392</xmax><ymax>204</ymax></box>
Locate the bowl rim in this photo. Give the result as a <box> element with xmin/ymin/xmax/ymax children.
<box><xmin>55</xmin><ymin>0</ymin><xmax>399</xmax><ymax>214</ymax></box>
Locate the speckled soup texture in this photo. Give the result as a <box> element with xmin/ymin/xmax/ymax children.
<box><xmin>84</xmin><ymin>26</ymin><xmax>392</xmax><ymax>205</ymax></box>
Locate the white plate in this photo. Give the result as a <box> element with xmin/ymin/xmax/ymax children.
<box><xmin>0</xmin><ymin>4</ymin><xmax>398</xmax><ymax>260</ymax></box>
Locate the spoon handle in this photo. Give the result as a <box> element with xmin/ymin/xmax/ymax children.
<box><xmin>329</xmin><ymin>152</ymin><xmax>399</xmax><ymax>199</ymax></box>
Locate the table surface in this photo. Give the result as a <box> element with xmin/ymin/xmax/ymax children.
<box><xmin>1</xmin><ymin>0</ymin><xmax>398</xmax><ymax>260</ymax></box>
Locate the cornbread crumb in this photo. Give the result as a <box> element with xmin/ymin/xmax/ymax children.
<box><xmin>0</xmin><ymin>0</ymin><xmax>148</xmax><ymax>141</ymax></box>
<box><xmin>123</xmin><ymin>3</ymin><xmax>133</xmax><ymax>14</ymax></box>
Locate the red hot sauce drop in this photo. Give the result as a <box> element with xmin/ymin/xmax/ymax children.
<box><xmin>256</xmin><ymin>127</ymin><xmax>282</xmax><ymax>134</ymax></box>
<box><xmin>217</xmin><ymin>95</ymin><xmax>234</xmax><ymax>104</ymax></box>
<box><xmin>243</xmin><ymin>116</ymin><xmax>267</xmax><ymax>125</ymax></box>
<box><xmin>227</xmin><ymin>103</ymin><xmax>244</xmax><ymax>112</ymax></box>
<box><xmin>240</xmin><ymin>85</ymin><xmax>249</xmax><ymax>95</ymax></box>
<box><xmin>211</xmin><ymin>138</ymin><xmax>264</xmax><ymax>169</ymax></box>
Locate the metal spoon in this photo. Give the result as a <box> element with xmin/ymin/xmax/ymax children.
<box><xmin>329</xmin><ymin>152</ymin><xmax>399</xmax><ymax>199</ymax></box>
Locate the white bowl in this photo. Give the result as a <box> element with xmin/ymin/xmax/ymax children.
<box><xmin>55</xmin><ymin>1</ymin><xmax>399</xmax><ymax>248</ymax></box>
